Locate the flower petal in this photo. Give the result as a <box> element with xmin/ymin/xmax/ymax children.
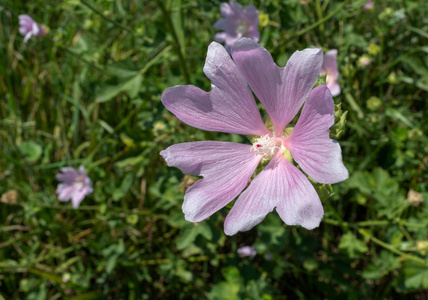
<box><xmin>220</xmin><ymin>2</ymin><xmax>234</xmax><ymax>17</ymax></box>
<box><xmin>323</xmin><ymin>49</ymin><xmax>339</xmax><ymax>80</ymax></box>
<box><xmin>285</xmin><ymin>85</ymin><xmax>348</xmax><ymax>184</ymax></box>
<box><xmin>275</xmin><ymin>160</ymin><xmax>324</xmax><ymax>230</ymax></box>
<box><xmin>231</xmin><ymin>38</ymin><xmax>283</xmax><ymax>134</ymax></box>
<box><xmin>56</xmin><ymin>168</ymin><xmax>78</xmax><ymax>183</ymax></box>
<box><xmin>160</xmin><ymin>141</ymin><xmax>262</xmax><ymax>222</ymax></box>
<box><xmin>56</xmin><ymin>184</ymin><xmax>75</xmax><ymax>202</ymax></box>
<box><xmin>71</xmin><ymin>189</ymin><xmax>88</xmax><ymax>208</ymax></box>
<box><xmin>162</xmin><ymin>42</ymin><xmax>268</xmax><ymax>136</ymax></box>
<box><xmin>327</xmin><ymin>81</ymin><xmax>341</xmax><ymax>97</ymax></box>
<box><xmin>231</xmin><ymin>38</ymin><xmax>323</xmax><ymax>135</ymax></box>
<box><xmin>224</xmin><ymin>153</ymin><xmax>286</xmax><ymax>235</ymax></box>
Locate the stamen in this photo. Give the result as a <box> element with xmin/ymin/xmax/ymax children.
<box><xmin>237</xmin><ymin>21</ymin><xmax>250</xmax><ymax>36</ymax></box>
<box><xmin>73</xmin><ymin>177</ymin><xmax>85</xmax><ymax>190</ymax></box>
<box><xmin>251</xmin><ymin>135</ymin><xmax>282</xmax><ymax>158</ymax></box>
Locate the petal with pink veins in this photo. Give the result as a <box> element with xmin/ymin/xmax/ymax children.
<box><xmin>275</xmin><ymin>159</ymin><xmax>324</xmax><ymax>230</ymax></box>
<box><xmin>322</xmin><ymin>49</ymin><xmax>339</xmax><ymax>80</ymax></box>
<box><xmin>285</xmin><ymin>85</ymin><xmax>348</xmax><ymax>184</ymax></box>
<box><xmin>162</xmin><ymin>42</ymin><xmax>268</xmax><ymax>136</ymax></box>
<box><xmin>160</xmin><ymin>141</ymin><xmax>262</xmax><ymax>222</ymax></box>
<box><xmin>224</xmin><ymin>153</ymin><xmax>290</xmax><ymax>235</ymax></box>
<box><xmin>231</xmin><ymin>38</ymin><xmax>323</xmax><ymax>136</ymax></box>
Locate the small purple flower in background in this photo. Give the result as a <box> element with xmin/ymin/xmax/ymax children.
<box><xmin>363</xmin><ymin>1</ymin><xmax>374</xmax><ymax>10</ymax></box>
<box><xmin>56</xmin><ymin>166</ymin><xmax>93</xmax><ymax>208</ymax></box>
<box><xmin>214</xmin><ymin>1</ymin><xmax>259</xmax><ymax>52</ymax></box>
<box><xmin>18</xmin><ymin>15</ymin><xmax>47</xmax><ymax>43</ymax></box>
<box><xmin>160</xmin><ymin>38</ymin><xmax>348</xmax><ymax>235</ymax></box>
<box><xmin>237</xmin><ymin>246</ymin><xmax>257</xmax><ymax>259</ymax></box>
<box><xmin>320</xmin><ymin>49</ymin><xmax>341</xmax><ymax>97</ymax></box>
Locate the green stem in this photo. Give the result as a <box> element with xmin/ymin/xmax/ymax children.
<box><xmin>315</xmin><ymin>0</ymin><xmax>324</xmax><ymax>31</ymax></box>
<box><xmin>157</xmin><ymin>0</ymin><xmax>190</xmax><ymax>84</ymax></box>
<box><xmin>140</xmin><ymin>253</ymin><xmax>234</xmax><ymax>266</ymax></box>
<box><xmin>80</xmin><ymin>0</ymin><xmax>131</xmax><ymax>33</ymax></box>
<box><xmin>291</xmin><ymin>0</ymin><xmax>351</xmax><ymax>39</ymax></box>
<box><xmin>362</xmin><ymin>232</ymin><xmax>428</xmax><ymax>266</ymax></box>
<box><xmin>324</xmin><ymin>218</ymin><xmax>428</xmax><ymax>228</ymax></box>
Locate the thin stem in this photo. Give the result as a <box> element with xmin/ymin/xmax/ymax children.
<box><xmin>80</xmin><ymin>0</ymin><xmax>131</xmax><ymax>33</ymax></box>
<box><xmin>140</xmin><ymin>253</ymin><xmax>235</xmax><ymax>266</ymax></box>
<box><xmin>362</xmin><ymin>231</ymin><xmax>428</xmax><ymax>266</ymax></box>
<box><xmin>315</xmin><ymin>0</ymin><xmax>324</xmax><ymax>31</ymax></box>
<box><xmin>291</xmin><ymin>0</ymin><xmax>351</xmax><ymax>39</ymax></box>
<box><xmin>324</xmin><ymin>218</ymin><xmax>428</xmax><ymax>228</ymax></box>
<box><xmin>157</xmin><ymin>0</ymin><xmax>190</xmax><ymax>84</ymax></box>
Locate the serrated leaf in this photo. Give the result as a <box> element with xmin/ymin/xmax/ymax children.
<box><xmin>338</xmin><ymin>232</ymin><xmax>368</xmax><ymax>258</ymax></box>
<box><xmin>398</xmin><ymin>261</ymin><xmax>428</xmax><ymax>290</ymax></box>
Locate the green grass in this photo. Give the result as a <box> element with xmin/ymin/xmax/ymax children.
<box><xmin>1</xmin><ymin>0</ymin><xmax>428</xmax><ymax>298</ymax></box>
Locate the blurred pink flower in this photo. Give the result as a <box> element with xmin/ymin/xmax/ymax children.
<box><xmin>18</xmin><ymin>15</ymin><xmax>47</xmax><ymax>43</ymax></box>
<box><xmin>56</xmin><ymin>166</ymin><xmax>93</xmax><ymax>208</ymax></box>
<box><xmin>214</xmin><ymin>1</ymin><xmax>259</xmax><ymax>52</ymax></box>
<box><xmin>363</xmin><ymin>1</ymin><xmax>374</xmax><ymax>10</ymax></box>
<box><xmin>161</xmin><ymin>38</ymin><xmax>348</xmax><ymax>235</ymax></box>
<box><xmin>237</xmin><ymin>246</ymin><xmax>257</xmax><ymax>259</ymax></box>
<box><xmin>320</xmin><ymin>49</ymin><xmax>341</xmax><ymax>97</ymax></box>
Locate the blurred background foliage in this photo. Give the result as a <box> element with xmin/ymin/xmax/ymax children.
<box><xmin>0</xmin><ymin>0</ymin><xmax>428</xmax><ymax>298</ymax></box>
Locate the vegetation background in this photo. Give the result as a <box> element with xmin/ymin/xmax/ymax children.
<box><xmin>1</xmin><ymin>0</ymin><xmax>428</xmax><ymax>298</ymax></box>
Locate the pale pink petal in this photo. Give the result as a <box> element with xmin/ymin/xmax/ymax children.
<box><xmin>55</xmin><ymin>168</ymin><xmax>78</xmax><ymax>182</ymax></box>
<box><xmin>246</xmin><ymin>30</ymin><xmax>260</xmax><ymax>43</ymax></box>
<box><xmin>162</xmin><ymin>42</ymin><xmax>268</xmax><ymax>136</ymax></box>
<box><xmin>56</xmin><ymin>166</ymin><xmax>92</xmax><ymax>208</ymax></box>
<box><xmin>213</xmin><ymin>19</ymin><xmax>228</xmax><ymax>30</ymax></box>
<box><xmin>160</xmin><ymin>141</ymin><xmax>262</xmax><ymax>222</ymax></box>
<box><xmin>285</xmin><ymin>85</ymin><xmax>348</xmax><ymax>184</ymax></box>
<box><xmin>231</xmin><ymin>38</ymin><xmax>323</xmax><ymax>135</ymax></box>
<box><xmin>224</xmin><ymin>153</ymin><xmax>286</xmax><ymax>235</ymax></box>
<box><xmin>220</xmin><ymin>2</ymin><xmax>234</xmax><ymax>16</ymax></box>
<box><xmin>322</xmin><ymin>49</ymin><xmax>339</xmax><ymax>80</ymax></box>
<box><xmin>327</xmin><ymin>81</ymin><xmax>341</xmax><ymax>97</ymax></box>
<box><xmin>275</xmin><ymin>160</ymin><xmax>324</xmax><ymax>230</ymax></box>
<box><xmin>71</xmin><ymin>189</ymin><xmax>87</xmax><ymax>208</ymax></box>
<box><xmin>56</xmin><ymin>184</ymin><xmax>75</xmax><ymax>202</ymax></box>
<box><xmin>242</xmin><ymin>5</ymin><xmax>258</xmax><ymax>22</ymax></box>
<box><xmin>18</xmin><ymin>15</ymin><xmax>34</xmax><ymax>33</ymax></box>
<box><xmin>214</xmin><ymin>32</ymin><xmax>227</xmax><ymax>43</ymax></box>
<box><xmin>279</xmin><ymin>47</ymin><xmax>324</xmax><ymax>131</ymax></box>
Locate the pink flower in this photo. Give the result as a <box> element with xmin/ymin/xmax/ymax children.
<box><xmin>56</xmin><ymin>166</ymin><xmax>93</xmax><ymax>208</ymax></box>
<box><xmin>160</xmin><ymin>38</ymin><xmax>348</xmax><ymax>235</ymax></box>
<box><xmin>214</xmin><ymin>1</ymin><xmax>260</xmax><ymax>53</ymax></box>
<box><xmin>18</xmin><ymin>15</ymin><xmax>47</xmax><ymax>43</ymax></box>
<box><xmin>363</xmin><ymin>1</ymin><xmax>374</xmax><ymax>10</ymax></box>
<box><xmin>237</xmin><ymin>246</ymin><xmax>257</xmax><ymax>259</ymax></box>
<box><xmin>320</xmin><ymin>49</ymin><xmax>341</xmax><ymax>97</ymax></box>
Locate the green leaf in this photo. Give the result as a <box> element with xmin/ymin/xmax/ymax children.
<box><xmin>96</xmin><ymin>74</ymin><xmax>142</xmax><ymax>103</ymax></box>
<box><xmin>339</xmin><ymin>232</ymin><xmax>368</xmax><ymax>259</ymax></box>
<box><xmin>70</xmin><ymin>291</ymin><xmax>107</xmax><ymax>300</ymax></box>
<box><xmin>175</xmin><ymin>223</ymin><xmax>200</xmax><ymax>250</ymax></box>
<box><xmin>398</xmin><ymin>260</ymin><xmax>428</xmax><ymax>291</ymax></box>
<box><xmin>18</xmin><ymin>141</ymin><xmax>42</xmax><ymax>163</ymax></box>
<box><xmin>348</xmin><ymin>168</ymin><xmax>403</xmax><ymax>218</ymax></box>
<box><xmin>362</xmin><ymin>251</ymin><xmax>400</xmax><ymax>280</ymax></box>
<box><xmin>208</xmin><ymin>267</ymin><xmax>242</xmax><ymax>300</ymax></box>
<box><xmin>176</xmin><ymin>222</ymin><xmax>213</xmax><ymax>250</ymax></box>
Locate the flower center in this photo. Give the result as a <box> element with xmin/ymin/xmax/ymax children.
<box><xmin>237</xmin><ymin>21</ymin><xmax>250</xmax><ymax>36</ymax></box>
<box><xmin>251</xmin><ymin>135</ymin><xmax>282</xmax><ymax>158</ymax></box>
<box><xmin>73</xmin><ymin>177</ymin><xmax>85</xmax><ymax>190</ymax></box>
